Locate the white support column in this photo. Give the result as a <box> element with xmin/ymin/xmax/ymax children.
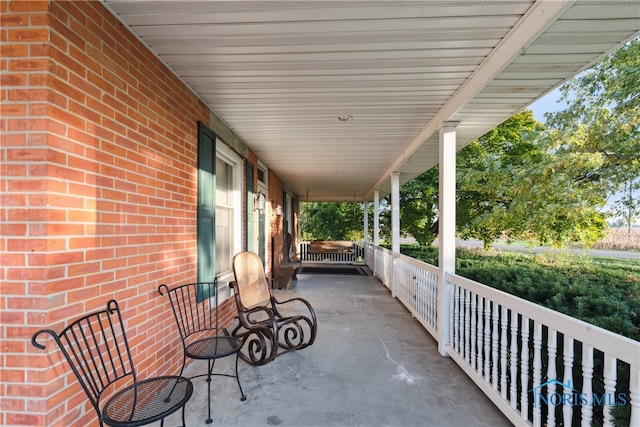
<box><xmin>391</xmin><ymin>172</ymin><xmax>400</xmax><ymax>298</ymax></box>
<box><xmin>363</xmin><ymin>201</ymin><xmax>369</xmax><ymax>245</ymax></box>
<box><xmin>438</xmin><ymin>121</ymin><xmax>459</xmax><ymax>356</ymax></box>
<box><xmin>373</xmin><ymin>191</ymin><xmax>380</xmax><ymax>247</ymax></box>
<box><xmin>391</xmin><ymin>173</ymin><xmax>400</xmax><ymax>255</ymax></box>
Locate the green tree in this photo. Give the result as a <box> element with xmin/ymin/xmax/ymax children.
<box><xmin>458</xmin><ymin>110</ymin><xmax>609</xmax><ymax>247</ymax></box>
<box><xmin>456</xmin><ymin>110</ymin><xmax>545</xmax><ymax>246</ymax></box>
<box><xmin>544</xmin><ymin>37</ymin><xmax>640</xmax><ymax>233</ymax></box>
<box><xmin>399</xmin><ymin>109</ymin><xmax>609</xmax><ymax>248</ymax></box>
<box><xmin>394</xmin><ymin>111</ymin><xmax>545</xmax><ymax>247</ymax></box>
<box><xmin>398</xmin><ymin>167</ymin><xmax>439</xmax><ymax>246</ymax></box>
<box><xmin>300</xmin><ymin>201</ymin><xmax>363</xmax><ymax>241</ymax></box>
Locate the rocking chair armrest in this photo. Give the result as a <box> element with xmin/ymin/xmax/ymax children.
<box><xmin>242</xmin><ymin>305</ymin><xmax>279</xmax><ymax>329</ymax></box>
<box><xmin>271</xmin><ymin>296</ymin><xmax>317</xmax><ymax>323</ymax></box>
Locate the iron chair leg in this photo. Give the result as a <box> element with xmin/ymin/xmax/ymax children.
<box><xmin>235</xmin><ymin>352</ymin><xmax>246</xmax><ymax>401</ymax></box>
<box><xmin>206</xmin><ymin>359</ymin><xmax>214</xmax><ymax>424</ymax></box>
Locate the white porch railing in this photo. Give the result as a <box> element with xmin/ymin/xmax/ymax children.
<box><xmin>366</xmin><ymin>243</ymin><xmax>639</xmax><ymax>427</ymax></box>
<box><xmin>373</xmin><ymin>245</ymin><xmax>393</xmax><ymax>288</ymax></box>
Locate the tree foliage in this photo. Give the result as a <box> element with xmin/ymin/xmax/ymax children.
<box><xmin>397</xmin><ymin>167</ymin><xmax>439</xmax><ymax>246</ymax></box>
<box><xmin>544</xmin><ymin>37</ymin><xmax>640</xmax><ymax>232</ymax></box>
<box><xmin>378</xmin><ymin>110</ymin><xmax>609</xmax><ymax>248</ymax></box>
<box><xmin>300</xmin><ymin>201</ymin><xmax>363</xmax><ymax>241</ymax></box>
<box><xmin>458</xmin><ymin>110</ymin><xmax>610</xmax><ymax>247</ymax></box>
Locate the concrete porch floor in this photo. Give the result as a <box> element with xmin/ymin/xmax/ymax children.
<box><xmin>160</xmin><ymin>268</ymin><xmax>511</xmax><ymax>427</ymax></box>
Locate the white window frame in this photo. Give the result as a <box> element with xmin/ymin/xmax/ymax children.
<box><xmin>257</xmin><ymin>160</ymin><xmax>270</xmax><ymax>275</ymax></box>
<box><xmin>216</xmin><ymin>141</ymin><xmax>243</xmax><ymax>285</ymax></box>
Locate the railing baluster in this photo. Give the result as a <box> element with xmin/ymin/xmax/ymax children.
<box><xmin>492</xmin><ymin>302</ymin><xmax>499</xmax><ymax>391</ymax></box>
<box><xmin>532</xmin><ymin>322</ymin><xmax>542</xmax><ymax>426</ymax></box>
<box><xmin>416</xmin><ymin>269</ymin><xmax>422</xmax><ymax>318</ymax></box>
<box><xmin>547</xmin><ymin>328</ymin><xmax>557</xmax><ymax>427</ymax></box>
<box><xmin>415</xmin><ymin>268</ymin><xmax>422</xmax><ymax>322</ymax></box>
<box><xmin>459</xmin><ymin>287</ymin><xmax>465</xmax><ymax>356</ymax></box>
<box><xmin>520</xmin><ymin>316</ymin><xmax>530</xmax><ymax>422</ymax></box>
<box><xmin>509</xmin><ymin>310</ymin><xmax>518</xmax><ymax>409</ymax></box>
<box><xmin>430</xmin><ymin>273</ymin><xmax>437</xmax><ymax>329</ymax></box>
<box><xmin>402</xmin><ymin>263</ymin><xmax>409</xmax><ymax>307</ymax></box>
<box><xmin>602</xmin><ymin>354</ymin><xmax>616</xmax><ymax>427</ymax></box>
<box><xmin>426</xmin><ymin>272</ymin><xmax>431</xmax><ymax>326</ymax></box>
<box><xmin>464</xmin><ymin>289</ymin><xmax>471</xmax><ymax>363</ymax></box>
<box><xmin>500</xmin><ymin>305</ymin><xmax>508</xmax><ymax>399</ymax></box>
<box><xmin>456</xmin><ymin>286</ymin><xmax>464</xmax><ymax>357</ymax></box>
<box><xmin>452</xmin><ymin>286</ymin><xmax>460</xmax><ymax>353</ymax></box>
<box><xmin>562</xmin><ymin>335</ymin><xmax>574</xmax><ymax>426</ymax></box>
<box><xmin>470</xmin><ymin>292</ymin><xmax>477</xmax><ymax>370</ymax></box>
<box><xmin>477</xmin><ymin>296</ymin><xmax>484</xmax><ymax>376</ymax></box>
<box><xmin>416</xmin><ymin>268</ymin><xmax>420</xmax><ymax>316</ymax></box>
<box><xmin>449</xmin><ymin>282</ymin><xmax>455</xmax><ymax>353</ymax></box>
<box><xmin>630</xmin><ymin>367</ymin><xmax>640</xmax><ymax>427</ymax></box>
<box><xmin>484</xmin><ymin>298</ymin><xmax>491</xmax><ymax>383</ymax></box>
<box><xmin>423</xmin><ymin>271</ymin><xmax>429</xmax><ymax>325</ymax></box>
<box><xmin>416</xmin><ymin>270</ymin><xmax>422</xmax><ymax>318</ymax></box>
<box><xmin>581</xmin><ymin>344</ymin><xmax>594</xmax><ymax>426</ymax></box>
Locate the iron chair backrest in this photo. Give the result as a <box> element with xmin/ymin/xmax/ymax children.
<box><xmin>231</xmin><ymin>252</ymin><xmax>271</xmax><ymax>310</ymax></box>
<box><xmin>158</xmin><ymin>280</ymin><xmax>221</xmax><ymax>345</ymax></box>
<box><xmin>31</xmin><ymin>299</ymin><xmax>136</xmax><ymax>417</ymax></box>
<box><xmin>158</xmin><ymin>279</ymin><xmax>246</xmax><ymax>423</ymax></box>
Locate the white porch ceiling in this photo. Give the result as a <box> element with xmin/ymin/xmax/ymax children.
<box><xmin>102</xmin><ymin>1</ymin><xmax>640</xmax><ymax>201</ymax></box>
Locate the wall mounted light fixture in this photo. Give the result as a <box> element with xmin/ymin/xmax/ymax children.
<box><xmin>254</xmin><ymin>191</ymin><xmax>266</xmax><ymax>212</ymax></box>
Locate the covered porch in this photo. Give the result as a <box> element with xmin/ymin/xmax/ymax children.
<box><xmin>162</xmin><ymin>269</ymin><xmax>510</xmax><ymax>427</ymax></box>
<box><xmin>3</xmin><ymin>1</ymin><xmax>639</xmax><ymax>426</ymax></box>
<box><xmin>164</xmin><ymin>244</ymin><xmax>639</xmax><ymax>426</ymax></box>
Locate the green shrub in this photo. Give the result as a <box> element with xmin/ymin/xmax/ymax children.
<box><xmin>400</xmin><ymin>244</ymin><xmax>640</xmax><ymax>341</ymax></box>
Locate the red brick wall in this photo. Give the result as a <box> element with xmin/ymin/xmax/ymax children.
<box><xmin>269</xmin><ymin>170</ymin><xmax>285</xmax><ymax>236</ymax></box>
<box><xmin>0</xmin><ymin>1</ymin><xmax>236</xmax><ymax>425</ymax></box>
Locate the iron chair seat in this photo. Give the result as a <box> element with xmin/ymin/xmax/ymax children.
<box><xmin>102</xmin><ymin>376</ymin><xmax>193</xmax><ymax>427</ymax></box>
<box><xmin>184</xmin><ymin>335</ymin><xmax>243</xmax><ymax>360</ymax></box>
<box><xmin>159</xmin><ymin>280</ymin><xmax>246</xmax><ymax>425</ymax></box>
<box><xmin>32</xmin><ymin>300</ymin><xmax>193</xmax><ymax>427</ymax></box>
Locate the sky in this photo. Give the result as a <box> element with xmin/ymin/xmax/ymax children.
<box><xmin>527</xmin><ymin>87</ymin><xmax>567</xmax><ymax>122</ymax></box>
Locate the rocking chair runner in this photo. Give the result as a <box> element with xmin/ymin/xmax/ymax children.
<box><xmin>228</xmin><ymin>251</ymin><xmax>318</xmax><ymax>366</ymax></box>
<box><xmin>31</xmin><ymin>300</ymin><xmax>193</xmax><ymax>427</ymax></box>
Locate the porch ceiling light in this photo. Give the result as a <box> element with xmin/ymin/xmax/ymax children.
<box><xmin>337</xmin><ymin>115</ymin><xmax>353</xmax><ymax>122</ymax></box>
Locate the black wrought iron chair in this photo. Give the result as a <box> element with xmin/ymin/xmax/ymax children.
<box><xmin>158</xmin><ymin>280</ymin><xmax>246</xmax><ymax>424</ymax></box>
<box><xmin>228</xmin><ymin>251</ymin><xmax>317</xmax><ymax>366</ymax></box>
<box><xmin>31</xmin><ymin>299</ymin><xmax>193</xmax><ymax>427</ymax></box>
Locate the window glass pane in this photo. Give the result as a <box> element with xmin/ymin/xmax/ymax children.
<box><xmin>216</xmin><ymin>206</ymin><xmax>232</xmax><ymax>274</ymax></box>
<box><xmin>216</xmin><ymin>158</ymin><xmax>233</xmax><ymax>206</ymax></box>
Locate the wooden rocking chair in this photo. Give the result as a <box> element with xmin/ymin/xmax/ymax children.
<box><xmin>227</xmin><ymin>251</ymin><xmax>317</xmax><ymax>365</ymax></box>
